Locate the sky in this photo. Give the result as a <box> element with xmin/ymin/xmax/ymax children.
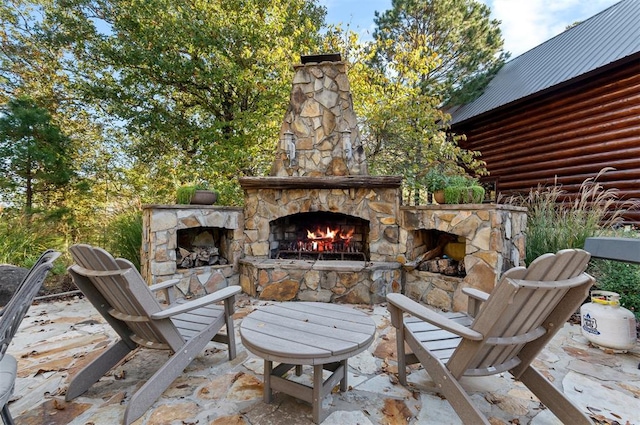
<box><xmin>320</xmin><ymin>0</ymin><xmax>621</xmax><ymax>57</ymax></box>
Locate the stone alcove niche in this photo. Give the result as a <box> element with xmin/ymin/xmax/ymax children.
<box><xmin>411</xmin><ymin>229</ymin><xmax>466</xmax><ymax>277</ymax></box>
<box><xmin>141</xmin><ymin>205</ymin><xmax>244</xmax><ymax>298</ymax></box>
<box><xmin>176</xmin><ymin>227</ymin><xmax>231</xmax><ymax>269</ymax></box>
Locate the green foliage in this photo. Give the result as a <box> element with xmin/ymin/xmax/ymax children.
<box><xmin>43</xmin><ymin>0</ymin><xmax>327</xmax><ymax>203</ymax></box>
<box><xmin>176</xmin><ymin>186</ymin><xmax>197</xmax><ymax>205</ymax></box>
<box><xmin>506</xmin><ymin>169</ymin><xmax>640</xmax><ymax>317</ymax></box>
<box><xmin>424</xmin><ymin>168</ymin><xmax>449</xmax><ymax>192</ymax></box>
<box><xmin>507</xmin><ymin>169</ymin><xmax>633</xmax><ymax>265</ymax></box>
<box><xmin>446</xmin><ymin>174</ymin><xmax>476</xmax><ymax>188</ymax></box>
<box><xmin>443</xmin><ymin>185</ymin><xmax>484</xmax><ymax>204</ymax></box>
<box><xmin>176</xmin><ymin>183</ymin><xmax>209</xmax><ymax>204</ymax></box>
<box><xmin>588</xmin><ymin>258</ymin><xmax>640</xmax><ymax>319</ymax></box>
<box><xmin>104</xmin><ymin>209</ymin><xmax>143</xmax><ymax>271</ymax></box>
<box><xmin>0</xmin><ymin>210</ymin><xmax>67</xmax><ymax>270</ymax></box>
<box><xmin>324</xmin><ymin>1</ymin><xmax>496</xmax><ymax>201</ymax></box>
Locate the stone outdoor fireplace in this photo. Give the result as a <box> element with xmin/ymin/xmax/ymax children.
<box><xmin>141</xmin><ymin>53</ymin><xmax>527</xmax><ymax>311</ymax></box>
<box><xmin>237</xmin><ymin>54</ymin><xmax>527</xmax><ymax>308</ymax></box>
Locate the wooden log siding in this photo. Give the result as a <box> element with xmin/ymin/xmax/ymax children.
<box><xmin>453</xmin><ymin>58</ymin><xmax>640</xmax><ymax>224</ymax></box>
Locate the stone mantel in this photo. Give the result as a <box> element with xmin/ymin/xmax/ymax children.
<box><xmin>239</xmin><ymin>176</ymin><xmax>402</xmax><ymax>190</ymax></box>
<box><xmin>400</xmin><ymin>203</ymin><xmax>528</xmax><ymax>214</ymax></box>
<box><xmin>142</xmin><ymin>204</ymin><xmax>244</xmax><ymax>212</ymax></box>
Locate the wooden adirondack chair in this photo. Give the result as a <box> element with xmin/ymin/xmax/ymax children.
<box><xmin>387</xmin><ymin>249</ymin><xmax>594</xmax><ymax>425</ymax></box>
<box><xmin>65</xmin><ymin>244</ymin><xmax>241</xmax><ymax>425</ymax></box>
<box><xmin>1</xmin><ymin>250</ymin><xmax>60</xmax><ymax>425</ymax></box>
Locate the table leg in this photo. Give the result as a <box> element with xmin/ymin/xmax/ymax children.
<box><xmin>340</xmin><ymin>359</ymin><xmax>348</xmax><ymax>391</ymax></box>
<box><xmin>312</xmin><ymin>364</ymin><xmax>323</xmax><ymax>424</ymax></box>
<box><xmin>264</xmin><ymin>359</ymin><xmax>273</xmax><ymax>403</ymax></box>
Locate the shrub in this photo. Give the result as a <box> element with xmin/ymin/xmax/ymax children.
<box><xmin>506</xmin><ymin>168</ymin><xmax>640</xmax><ymax>318</ymax></box>
<box><xmin>104</xmin><ymin>209</ymin><xmax>143</xmax><ymax>270</ymax></box>
<box><xmin>0</xmin><ymin>210</ymin><xmax>66</xmax><ymax>271</ymax></box>
<box><xmin>176</xmin><ymin>183</ymin><xmax>209</xmax><ymax>204</ymax></box>
<box><xmin>443</xmin><ymin>185</ymin><xmax>485</xmax><ymax>204</ymax></box>
<box><xmin>507</xmin><ymin>169</ymin><xmax>631</xmax><ymax>265</ymax></box>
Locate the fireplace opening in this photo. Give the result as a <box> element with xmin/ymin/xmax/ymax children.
<box><xmin>176</xmin><ymin>227</ymin><xmax>230</xmax><ymax>269</ymax></box>
<box><xmin>411</xmin><ymin>229</ymin><xmax>466</xmax><ymax>277</ymax></box>
<box><xmin>270</xmin><ymin>212</ymin><xmax>369</xmax><ymax>261</ymax></box>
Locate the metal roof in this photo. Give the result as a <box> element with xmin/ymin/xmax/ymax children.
<box><xmin>450</xmin><ymin>0</ymin><xmax>640</xmax><ymax>125</ymax></box>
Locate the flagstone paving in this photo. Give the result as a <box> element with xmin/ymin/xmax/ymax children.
<box><xmin>7</xmin><ymin>294</ymin><xmax>640</xmax><ymax>425</ymax></box>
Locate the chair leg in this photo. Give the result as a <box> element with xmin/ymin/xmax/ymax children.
<box><xmin>518</xmin><ymin>366</ymin><xmax>592</xmax><ymax>425</ymax></box>
<box><xmin>408</xmin><ymin>335</ymin><xmax>490</xmax><ymax>425</ymax></box>
<box><xmin>224</xmin><ymin>297</ymin><xmax>236</xmax><ymax>361</ymax></box>
<box><xmin>66</xmin><ymin>340</ymin><xmax>134</xmax><ymax>400</ymax></box>
<box><xmin>1</xmin><ymin>404</ymin><xmax>15</xmax><ymax>425</ymax></box>
<box><xmin>123</xmin><ymin>330</ymin><xmax>214</xmax><ymax>425</ymax></box>
<box><xmin>395</xmin><ymin>325</ymin><xmax>408</xmax><ymax>385</ymax></box>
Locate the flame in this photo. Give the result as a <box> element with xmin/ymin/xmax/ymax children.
<box><xmin>304</xmin><ymin>226</ymin><xmax>354</xmax><ymax>251</ymax></box>
<box><xmin>307</xmin><ymin>227</ymin><xmax>338</xmax><ymax>240</ymax></box>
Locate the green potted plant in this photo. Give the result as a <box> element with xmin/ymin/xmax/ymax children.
<box><xmin>424</xmin><ymin>168</ymin><xmax>449</xmax><ymax>204</ymax></box>
<box><xmin>176</xmin><ymin>183</ymin><xmax>218</xmax><ymax>205</ymax></box>
<box><xmin>443</xmin><ymin>175</ymin><xmax>485</xmax><ymax>204</ymax></box>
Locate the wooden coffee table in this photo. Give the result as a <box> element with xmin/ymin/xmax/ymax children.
<box><xmin>240</xmin><ymin>302</ymin><xmax>376</xmax><ymax>424</ymax></box>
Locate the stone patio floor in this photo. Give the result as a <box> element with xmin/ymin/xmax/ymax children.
<box><xmin>7</xmin><ymin>294</ymin><xmax>640</xmax><ymax>425</ymax></box>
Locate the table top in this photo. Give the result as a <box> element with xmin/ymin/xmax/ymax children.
<box><xmin>240</xmin><ymin>302</ymin><xmax>376</xmax><ymax>365</ymax></box>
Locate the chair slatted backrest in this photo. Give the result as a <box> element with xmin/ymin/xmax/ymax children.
<box><xmin>69</xmin><ymin>244</ymin><xmax>184</xmax><ymax>352</ymax></box>
<box><xmin>0</xmin><ymin>250</ymin><xmax>60</xmax><ymax>360</ymax></box>
<box><xmin>447</xmin><ymin>249</ymin><xmax>593</xmax><ymax>379</ymax></box>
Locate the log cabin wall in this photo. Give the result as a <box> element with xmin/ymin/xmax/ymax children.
<box><xmin>452</xmin><ymin>56</ymin><xmax>640</xmax><ymax>224</ymax></box>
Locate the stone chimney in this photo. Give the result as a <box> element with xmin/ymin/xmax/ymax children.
<box><xmin>270</xmin><ymin>54</ymin><xmax>367</xmax><ymax>177</ymax></box>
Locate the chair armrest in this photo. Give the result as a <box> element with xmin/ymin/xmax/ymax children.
<box><xmin>150</xmin><ymin>286</ymin><xmax>241</xmax><ymax>320</ymax></box>
<box><xmin>462</xmin><ymin>287</ymin><xmax>490</xmax><ymax>318</ymax></box>
<box><xmin>149</xmin><ymin>279</ymin><xmax>181</xmax><ymax>304</ymax></box>
<box><xmin>462</xmin><ymin>287</ymin><xmax>490</xmax><ymax>302</ymax></box>
<box><xmin>387</xmin><ymin>293</ymin><xmax>483</xmax><ymax>341</ymax></box>
<box><xmin>149</xmin><ymin>279</ymin><xmax>180</xmax><ymax>292</ymax></box>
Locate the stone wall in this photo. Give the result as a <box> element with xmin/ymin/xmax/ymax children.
<box><xmin>141</xmin><ymin>205</ymin><xmax>244</xmax><ymax>297</ymax></box>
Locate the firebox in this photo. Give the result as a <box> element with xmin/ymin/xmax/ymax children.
<box><xmin>270</xmin><ymin>212</ymin><xmax>369</xmax><ymax>261</ymax></box>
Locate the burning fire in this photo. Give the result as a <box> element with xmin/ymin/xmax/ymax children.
<box><xmin>303</xmin><ymin>226</ymin><xmax>354</xmax><ymax>252</ymax></box>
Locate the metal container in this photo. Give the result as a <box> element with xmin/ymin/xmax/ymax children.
<box><xmin>581</xmin><ymin>290</ymin><xmax>637</xmax><ymax>352</ymax></box>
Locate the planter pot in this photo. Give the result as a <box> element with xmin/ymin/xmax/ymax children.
<box><xmin>190</xmin><ymin>190</ymin><xmax>218</xmax><ymax>205</ymax></box>
<box><xmin>433</xmin><ymin>190</ymin><xmax>445</xmax><ymax>204</ymax></box>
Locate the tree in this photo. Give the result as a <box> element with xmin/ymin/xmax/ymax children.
<box><xmin>343</xmin><ymin>0</ymin><xmax>507</xmax><ymax>201</ymax></box>
<box><xmin>46</xmin><ymin>0</ymin><xmax>327</xmax><ymax>204</ymax></box>
<box><xmin>320</xmin><ymin>18</ymin><xmax>489</xmax><ymax>202</ymax></box>
<box><xmin>373</xmin><ymin>0</ymin><xmax>508</xmax><ymax>104</ymax></box>
<box><xmin>0</xmin><ymin>96</ymin><xmax>74</xmax><ymax>212</ymax></box>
